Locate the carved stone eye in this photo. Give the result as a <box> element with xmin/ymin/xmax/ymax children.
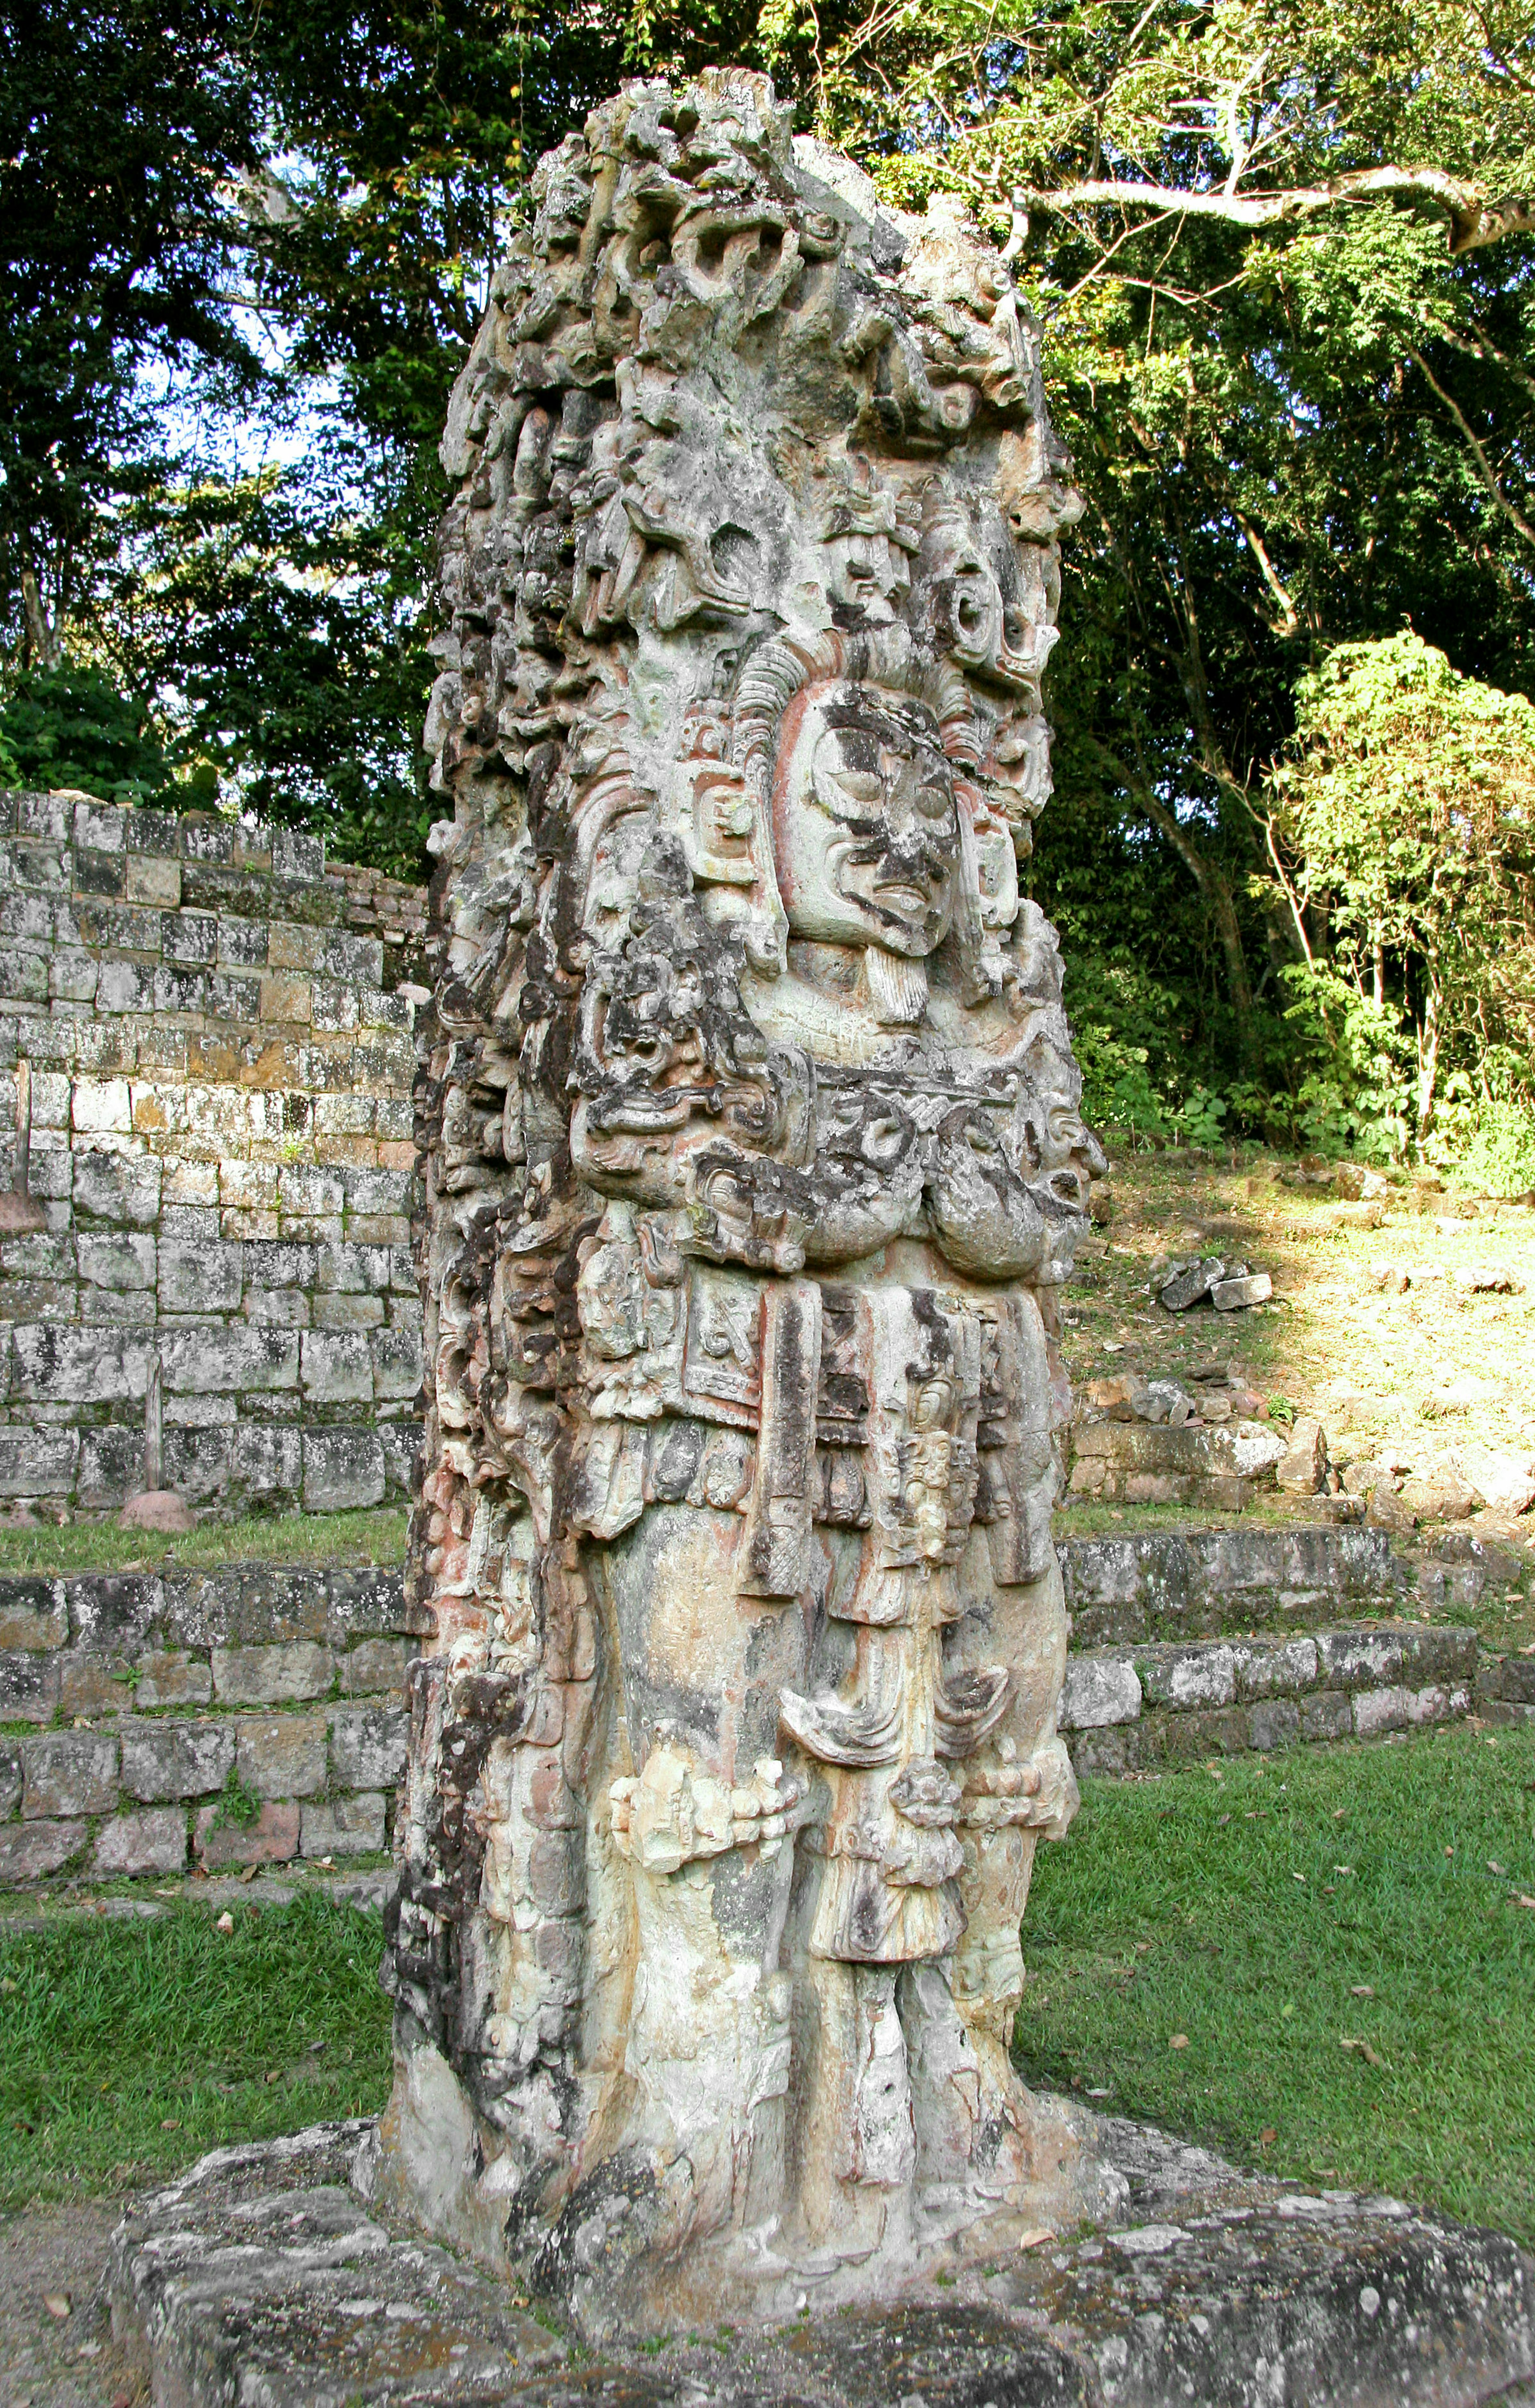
<box><xmin>831</xmin><ymin>769</ymin><xmax>883</xmax><ymax>806</ymax></box>
<box><xmin>914</xmin><ymin>782</ymin><xmax>952</xmax><ymax>822</ymax></box>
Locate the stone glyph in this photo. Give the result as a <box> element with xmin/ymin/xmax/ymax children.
<box><xmin>379</xmin><ymin>68</ymin><xmax>1118</xmax><ymax>2334</ymax></box>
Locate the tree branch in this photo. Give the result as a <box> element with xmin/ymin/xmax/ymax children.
<box><xmin>1000</xmin><ymin>164</ymin><xmax>1535</xmax><ymax>254</ymax></box>
<box><xmin>1407</xmin><ymin>347</ymin><xmax>1535</xmax><ymax>554</ymax></box>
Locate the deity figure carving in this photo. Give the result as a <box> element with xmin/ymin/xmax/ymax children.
<box><xmin>376</xmin><ymin>70</ymin><xmax>1120</xmax><ymax>2338</ymax></box>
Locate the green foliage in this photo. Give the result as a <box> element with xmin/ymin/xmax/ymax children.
<box><xmin>1268</xmin><ymin>632</ymin><xmax>1535</xmax><ymax>1140</ymax></box>
<box><xmin>1016</xmin><ymin>1730</ymin><xmax>1535</xmax><ymax>2245</ymax></box>
<box><xmin>0</xmin><ymin>1894</ymin><xmax>392</xmax><ymax>2206</ymax></box>
<box><xmin>0</xmin><ymin>664</ymin><xmax>183</xmax><ymax>810</ymax></box>
<box><xmin>216</xmin><ymin>1766</ymin><xmax>263</xmax><ymax>1831</ymax></box>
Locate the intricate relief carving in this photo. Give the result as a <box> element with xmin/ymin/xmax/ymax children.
<box><xmin>381</xmin><ymin>68</ymin><xmax>1118</xmax><ymax>2339</ymax></box>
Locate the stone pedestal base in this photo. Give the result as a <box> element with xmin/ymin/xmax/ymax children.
<box><xmin>108</xmin><ymin>2115</ymin><xmax>1535</xmax><ymax>2407</ymax></box>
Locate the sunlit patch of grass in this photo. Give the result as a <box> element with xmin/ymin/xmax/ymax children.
<box><xmin>1015</xmin><ymin>1726</ymin><xmax>1535</xmax><ymax>2243</ymax></box>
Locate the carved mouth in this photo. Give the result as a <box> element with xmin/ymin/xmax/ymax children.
<box><xmin>873</xmin><ymin>881</ymin><xmax>932</xmax><ymax>915</ymax></box>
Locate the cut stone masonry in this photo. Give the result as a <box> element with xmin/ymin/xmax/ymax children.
<box><xmin>1</xmin><ymin>1531</ymin><xmax>1525</xmax><ymax>1896</ymax></box>
<box><xmin>0</xmin><ymin>1564</ymin><xmax>424</xmax><ymax>1884</ymax></box>
<box><xmin>0</xmin><ymin>790</ymin><xmax>428</xmax><ymax>1513</ymax></box>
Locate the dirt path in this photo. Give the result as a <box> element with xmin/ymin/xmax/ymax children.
<box><xmin>0</xmin><ymin>2201</ymin><xmax>144</xmax><ymax>2408</ymax></box>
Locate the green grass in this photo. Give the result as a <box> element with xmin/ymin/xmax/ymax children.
<box><xmin>1015</xmin><ymin>1726</ymin><xmax>1535</xmax><ymax>2243</ymax></box>
<box><xmin>0</xmin><ymin>1891</ymin><xmax>394</xmax><ymax>2207</ymax></box>
<box><xmin>0</xmin><ymin>1504</ymin><xmax>408</xmax><ymax>1579</ymax></box>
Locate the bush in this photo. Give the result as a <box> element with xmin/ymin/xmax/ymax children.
<box><xmin>0</xmin><ymin>662</ymin><xmax>193</xmax><ymax>809</ymax></box>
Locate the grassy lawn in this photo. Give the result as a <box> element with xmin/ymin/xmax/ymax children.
<box><xmin>0</xmin><ymin>1504</ymin><xmax>408</xmax><ymax>1579</ymax></box>
<box><xmin>1015</xmin><ymin>1725</ymin><xmax>1535</xmax><ymax>2245</ymax></box>
<box><xmin>0</xmin><ymin>1891</ymin><xmax>393</xmax><ymax>2208</ymax></box>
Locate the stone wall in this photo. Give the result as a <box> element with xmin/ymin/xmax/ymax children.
<box><xmin>1062</xmin><ymin>1621</ymin><xmax>1481</xmax><ymax>1775</ymax></box>
<box><xmin>0</xmin><ymin>1533</ymin><xmax>1526</xmax><ymax>1894</ymax></box>
<box><xmin>0</xmin><ymin>791</ymin><xmax>429</xmax><ymax>1514</ymax></box>
<box><xmin>0</xmin><ymin>1564</ymin><xmax>424</xmax><ymax>1882</ymax></box>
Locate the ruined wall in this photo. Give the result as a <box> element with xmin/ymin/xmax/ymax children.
<box><xmin>0</xmin><ymin>1564</ymin><xmax>420</xmax><ymax>1882</ymax></box>
<box><xmin>0</xmin><ymin>790</ymin><xmax>428</xmax><ymax>1513</ymax></box>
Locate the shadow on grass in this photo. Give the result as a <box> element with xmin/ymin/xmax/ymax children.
<box><xmin>0</xmin><ymin>1890</ymin><xmax>394</xmax><ymax>2207</ymax></box>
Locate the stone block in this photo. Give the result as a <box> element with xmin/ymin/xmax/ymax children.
<box><xmin>217</xmin><ymin>914</ymin><xmax>268</xmax><ymax>967</ymax></box>
<box><xmin>77</xmin><ymin>1425</ymin><xmax>146</xmax><ymax>1507</ymax></box>
<box><xmin>161</xmin><ymin>1425</ymin><xmax>233</xmax><ymax>1500</ymax></box>
<box><xmin>20</xmin><ymin>1730</ymin><xmax>117</xmax><ymax>1818</ymax></box>
<box><xmin>195</xmin><ymin>1797</ymin><xmax>300</xmax><ymax>1869</ymax></box>
<box><xmin>236</xmin><ymin>1713</ymin><xmax>329</xmax><ymax>1797</ymax></box>
<box><xmin>274</xmin><ymin>828</ymin><xmax>325</xmax><ymax>879</ymax></box>
<box><xmin>301</xmin><ymin>1791</ymin><xmax>387</xmax><ymax>1856</ymax></box>
<box><xmin>210</xmin><ymin>1642</ymin><xmax>333</xmax><ymax>1704</ymax></box>
<box><xmin>372</xmin><ymin>1326</ymin><xmax>423</xmax><ymax>1401</ymax></box>
<box><xmin>126</xmin><ymin>806</ymin><xmax>180</xmax><ymax>856</ymax></box>
<box><xmin>158</xmin><ymin>1240</ymin><xmax>244</xmax><ymax>1313</ymax></box>
<box><xmin>0</xmin><ymin>1649</ymin><xmax>59</xmax><ymax>1721</ymax></box>
<box><xmin>300</xmin><ymin>1329</ymin><xmax>374</xmax><ymax>1403</ymax></box>
<box><xmin>342</xmin><ymin>1165</ymin><xmax>411</xmax><ymax>1217</ymax></box>
<box><xmin>1298</xmin><ymin>1690</ymin><xmax>1354</xmax><ymax>1744</ymax></box>
<box><xmin>78</xmin><ymin>1231</ymin><xmax>157</xmax><ymax>1290</ymax></box>
<box><xmin>304</xmin><ymin>1427</ymin><xmax>385</xmax><ymax>1511</ymax></box>
<box><xmin>312</xmin><ymin>1292</ymin><xmax>385</xmax><ymax>1328</ymax></box>
<box><xmin>73</xmin><ymin>799</ymin><xmax>126</xmax><ymax>852</ymax></box>
<box><xmin>58</xmin><ymin>1651</ymin><xmax>133</xmax><ymax>1716</ymax></box>
<box><xmin>278</xmin><ymin>1164</ymin><xmax>346</xmax><ymax>1221</ymax></box>
<box><xmin>1277</xmin><ymin>1416</ymin><xmax>1327</xmax><ymax>1494</ymax></box>
<box><xmin>1057</xmin><ymin>1653</ymin><xmax>1142</xmax><ymax>1731</ymax></box>
<box><xmin>1353</xmin><ymin>1685</ymin><xmax>1414</xmax><ymax>1737</ymax></box>
<box><xmin>1067</xmin><ymin>1724</ymin><xmax>1142</xmax><ymax>1778</ymax></box>
<box><xmin>163</xmin><ymin>909</ymin><xmax>217</xmax><ymax>965</ymax></box>
<box><xmin>226</xmin><ymin>1423</ymin><xmax>305</xmax><ymax>1500</ymax></box>
<box><xmin>0</xmin><ymin>943</ymin><xmax>51</xmax><ymax>1003</ymax></box>
<box><xmin>379</xmin><ymin>1419</ymin><xmax>421</xmax><ymax>1498</ymax></box>
<box><xmin>1247</xmin><ymin>1697</ymin><xmax>1301</xmax><ymax>1752</ymax></box>
<box><xmin>0</xmin><ymin>1818</ymin><xmax>86</xmax><ymax>1883</ymax></box>
<box><xmin>0</xmin><ymin>1579</ymin><xmax>66</xmax><ymax>1649</ymax></box>
<box><xmin>120</xmin><ymin>1717</ymin><xmax>235</xmax><ymax>1801</ymax></box>
<box><xmin>340</xmin><ymin>1639</ymin><xmax>412</xmax><ymax>1697</ymax></box>
<box><xmin>1317</xmin><ymin>1629</ymin><xmax>1406</xmax><ymax>1690</ymax></box>
<box><xmin>133</xmin><ymin>1649</ymin><xmax>213</xmax><ymax>1709</ymax></box>
<box><xmin>160</xmin><ymin>1324</ymin><xmax>299</xmax><ymax>1395</ymax></box>
<box><xmin>0</xmin><ymin>1416</ymin><xmax>76</xmax><ymax>1493</ymax></box>
<box><xmin>125</xmin><ymin>854</ymin><xmax>182</xmax><ymax>907</ymax></box>
<box><xmin>13</xmin><ymin>1326</ymin><xmax>150</xmax><ymax>1405</ymax></box>
<box><xmin>0</xmin><ymin>1740</ymin><xmax>20</xmax><ymax>1818</ymax></box>
<box><xmin>66</xmin><ymin>1572</ymin><xmax>164</xmax><ymax>1650</ymax></box>
<box><xmin>94</xmin><ymin>1806</ymin><xmax>187</xmax><ymax>1877</ymax></box>
<box><xmin>96</xmin><ymin>961</ymin><xmax>156</xmax><ymax>1015</ymax></box>
<box><xmin>1232</xmin><ymin>1648</ymin><xmax>1318</xmax><ymax>1724</ymax></box>
<box><xmin>1137</xmin><ymin>1643</ymin><xmax>1236</xmax><ymax>1710</ymax></box>
<box><xmin>49</xmin><ymin>947</ymin><xmax>98</xmax><ymax>1003</ymax></box>
<box><xmin>1211</xmin><ymin>1271</ymin><xmax>1274</xmax><ymax>1310</ymax></box>
<box><xmin>325</xmin><ymin>1569</ymin><xmax>416</xmax><ymax>1643</ymax></box>
<box><xmin>1146</xmin><ymin>1704</ymin><xmax>1252</xmax><ymax>1761</ymax></box>
<box><xmin>329</xmin><ymin>1702</ymin><xmax>408</xmax><ymax>1789</ymax></box>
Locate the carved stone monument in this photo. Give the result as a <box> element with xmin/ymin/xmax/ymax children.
<box><xmin>379</xmin><ymin>66</ymin><xmax>1118</xmax><ymax>2336</ymax></box>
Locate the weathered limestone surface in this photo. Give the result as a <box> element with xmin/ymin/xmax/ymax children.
<box><xmin>108</xmin><ymin>2117</ymin><xmax>1535</xmax><ymax>2405</ymax></box>
<box><xmin>386</xmin><ymin>66</ymin><xmax>1116</xmax><ymax>2335</ymax></box>
<box><xmin>0</xmin><ymin>1565</ymin><xmax>422</xmax><ymax>1884</ymax></box>
<box><xmin>0</xmin><ymin>794</ymin><xmax>427</xmax><ymax>1511</ymax></box>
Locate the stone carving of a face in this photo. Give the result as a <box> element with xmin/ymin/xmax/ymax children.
<box><xmin>773</xmin><ymin>683</ymin><xmax>960</xmax><ymax>959</ymax></box>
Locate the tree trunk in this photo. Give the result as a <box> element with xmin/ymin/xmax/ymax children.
<box><xmin>1416</xmin><ymin>981</ymin><xmax>1441</xmax><ymax>1140</ymax></box>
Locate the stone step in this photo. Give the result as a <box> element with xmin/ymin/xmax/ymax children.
<box><xmin>108</xmin><ymin>2117</ymin><xmax>1535</xmax><ymax>2407</ymax></box>
<box><xmin>1061</xmin><ymin>1618</ymin><xmax>1483</xmax><ymax>1774</ymax></box>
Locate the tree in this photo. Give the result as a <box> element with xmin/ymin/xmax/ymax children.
<box><xmin>1266</xmin><ymin>630</ymin><xmax>1535</xmax><ymax>1139</ymax></box>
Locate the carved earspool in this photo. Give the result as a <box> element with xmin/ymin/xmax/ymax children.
<box><xmin>375</xmin><ymin>67</ymin><xmax>1118</xmax><ymax>2338</ymax></box>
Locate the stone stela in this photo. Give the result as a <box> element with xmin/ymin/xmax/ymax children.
<box><xmin>375</xmin><ymin>68</ymin><xmax>1120</xmax><ymax>2336</ymax></box>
